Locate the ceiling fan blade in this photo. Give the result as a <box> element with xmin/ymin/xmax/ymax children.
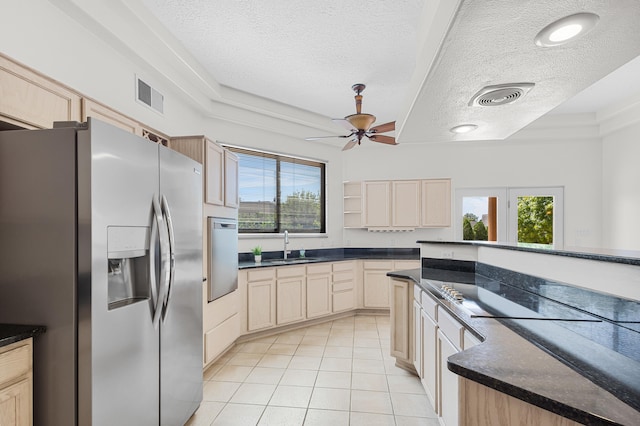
<box><xmin>342</xmin><ymin>139</ymin><xmax>358</xmax><ymax>151</ymax></box>
<box><xmin>368</xmin><ymin>134</ymin><xmax>397</xmax><ymax>145</ymax></box>
<box><xmin>332</xmin><ymin>118</ymin><xmax>357</xmax><ymax>132</ymax></box>
<box><xmin>305</xmin><ymin>133</ymin><xmax>354</xmax><ymax>141</ymax></box>
<box><xmin>369</xmin><ymin>121</ymin><xmax>395</xmax><ymax>133</ymax></box>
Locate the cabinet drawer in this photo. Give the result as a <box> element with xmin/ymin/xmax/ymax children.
<box><xmin>333</xmin><ymin>281</ymin><xmax>354</xmax><ymax>292</ymax></box>
<box><xmin>332</xmin><ymin>261</ymin><xmax>354</xmax><ymax>272</ymax></box>
<box><xmin>363</xmin><ymin>260</ymin><xmax>393</xmax><ymax>270</ymax></box>
<box><xmin>0</xmin><ymin>341</ymin><xmax>31</xmax><ymax>385</ymax></box>
<box><xmin>414</xmin><ymin>286</ymin><xmax>423</xmax><ymax>304</ymax></box>
<box><xmin>276</xmin><ymin>266</ymin><xmax>305</xmax><ymax>278</ymax></box>
<box><xmin>247</xmin><ymin>268</ymin><xmax>275</xmax><ymax>282</ymax></box>
<box><xmin>421</xmin><ymin>290</ymin><xmax>439</xmax><ymax>320</ymax></box>
<box><xmin>306</xmin><ymin>263</ymin><xmax>331</xmax><ymax>275</ymax></box>
<box><xmin>438</xmin><ymin>308</ymin><xmax>464</xmax><ymax>351</ymax></box>
<box><xmin>333</xmin><ymin>290</ymin><xmax>354</xmax><ymax>312</ymax></box>
<box><xmin>333</xmin><ymin>270</ymin><xmax>354</xmax><ymax>283</ymax></box>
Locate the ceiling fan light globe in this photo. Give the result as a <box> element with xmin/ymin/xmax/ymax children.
<box><xmin>345</xmin><ymin>113</ymin><xmax>376</xmax><ymax>131</ymax></box>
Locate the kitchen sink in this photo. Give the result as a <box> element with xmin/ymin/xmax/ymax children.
<box><xmin>267</xmin><ymin>257</ymin><xmax>316</xmax><ymax>265</ymax></box>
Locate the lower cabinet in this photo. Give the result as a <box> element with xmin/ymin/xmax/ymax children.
<box><xmin>438</xmin><ymin>329</ymin><xmax>460</xmax><ymax>426</ymax></box>
<box><xmin>247</xmin><ymin>268</ymin><xmax>276</xmax><ymax>331</ymax></box>
<box><xmin>421</xmin><ymin>307</ymin><xmax>438</xmax><ymax>409</ymax></box>
<box><xmin>389</xmin><ymin>278</ymin><xmax>412</xmax><ymax>364</ymax></box>
<box><xmin>0</xmin><ymin>339</ymin><xmax>33</xmax><ymax>426</ymax></box>
<box><xmin>363</xmin><ymin>261</ymin><xmax>393</xmax><ymax>308</ymax></box>
<box><xmin>276</xmin><ymin>266</ymin><xmax>306</xmax><ymax>325</ymax></box>
<box><xmin>306</xmin><ymin>264</ymin><xmax>332</xmax><ymax>318</ymax></box>
<box><xmin>332</xmin><ymin>261</ymin><xmax>356</xmax><ymax>312</ymax></box>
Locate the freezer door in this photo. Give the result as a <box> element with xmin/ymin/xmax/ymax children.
<box><xmin>159</xmin><ymin>145</ymin><xmax>204</xmax><ymax>425</ymax></box>
<box><xmin>78</xmin><ymin>119</ymin><xmax>160</xmax><ymax>425</ymax></box>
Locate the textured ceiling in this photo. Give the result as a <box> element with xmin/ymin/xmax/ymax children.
<box><xmin>141</xmin><ymin>0</ymin><xmax>425</xmax><ymax>128</ymax></box>
<box><xmin>398</xmin><ymin>0</ymin><xmax>640</xmax><ymax>143</ymax></box>
<box><xmin>118</xmin><ymin>0</ymin><xmax>640</xmax><ymax>145</ymax></box>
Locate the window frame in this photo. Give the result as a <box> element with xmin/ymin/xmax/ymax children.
<box><xmin>226</xmin><ymin>146</ymin><xmax>327</xmax><ymax>235</ymax></box>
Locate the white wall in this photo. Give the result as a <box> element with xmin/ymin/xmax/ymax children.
<box><xmin>2</xmin><ymin>0</ymin><xmax>638</xmax><ymax>254</ymax></box>
<box><xmin>602</xmin><ymin>120</ymin><xmax>640</xmax><ymax>251</ymax></box>
<box><xmin>343</xmin><ymin>119</ymin><xmax>603</xmax><ymax>250</ymax></box>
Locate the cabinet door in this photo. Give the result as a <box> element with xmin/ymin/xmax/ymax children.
<box><xmin>422</xmin><ymin>309</ymin><xmax>438</xmax><ymax>411</ymax></box>
<box><xmin>421</xmin><ymin>179</ymin><xmax>451</xmax><ymax>227</ymax></box>
<box><xmin>82</xmin><ymin>98</ymin><xmax>141</xmax><ymax>136</ymax></box>
<box><xmin>276</xmin><ymin>277</ymin><xmax>306</xmax><ymax>325</ymax></box>
<box><xmin>247</xmin><ymin>280</ymin><xmax>276</xmax><ymax>331</ymax></box>
<box><xmin>413</xmin><ymin>300</ymin><xmax>423</xmax><ymax>378</ymax></box>
<box><xmin>392</xmin><ymin>180</ymin><xmax>421</xmax><ymax>227</ymax></box>
<box><xmin>205</xmin><ymin>140</ymin><xmax>225</xmax><ymax>206</ymax></box>
<box><xmin>306</xmin><ymin>274</ymin><xmax>331</xmax><ymax>318</ymax></box>
<box><xmin>363</xmin><ymin>181</ymin><xmax>391</xmax><ymax>227</ymax></box>
<box><xmin>0</xmin><ymin>378</ymin><xmax>31</xmax><ymax>426</ymax></box>
<box><xmin>224</xmin><ymin>150</ymin><xmax>239</xmax><ymax>208</ymax></box>
<box><xmin>363</xmin><ymin>269</ymin><xmax>390</xmax><ymax>308</ymax></box>
<box><xmin>438</xmin><ymin>329</ymin><xmax>459</xmax><ymax>426</ymax></box>
<box><xmin>390</xmin><ymin>278</ymin><xmax>411</xmax><ymax>361</ymax></box>
<box><xmin>0</xmin><ymin>54</ymin><xmax>81</xmax><ymax>129</ymax></box>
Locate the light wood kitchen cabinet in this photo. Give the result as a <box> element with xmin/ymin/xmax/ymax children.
<box><xmin>206</xmin><ymin>140</ymin><xmax>225</xmax><ymax>206</ymax></box>
<box><xmin>421</xmin><ymin>306</ymin><xmax>438</xmax><ymax>409</ymax></box>
<box><xmin>168</xmin><ymin>136</ymin><xmax>239</xmax><ymax>209</ymax></box>
<box><xmin>389</xmin><ymin>278</ymin><xmax>412</xmax><ymax>364</ymax></box>
<box><xmin>224</xmin><ymin>150</ymin><xmax>239</xmax><ymax>208</ymax></box>
<box><xmin>438</xmin><ymin>328</ymin><xmax>460</xmax><ymax>426</ymax></box>
<box><xmin>332</xmin><ymin>261</ymin><xmax>356</xmax><ymax>312</ymax></box>
<box><xmin>0</xmin><ymin>54</ymin><xmax>81</xmax><ymax>130</ymax></box>
<box><xmin>460</xmin><ymin>378</ymin><xmax>583</xmax><ymax>426</ymax></box>
<box><xmin>247</xmin><ymin>268</ymin><xmax>276</xmax><ymax>331</ymax></box>
<box><xmin>276</xmin><ymin>266</ymin><xmax>306</xmax><ymax>325</ymax></box>
<box><xmin>0</xmin><ymin>338</ymin><xmax>33</xmax><ymax>426</ymax></box>
<box><xmin>306</xmin><ymin>263</ymin><xmax>332</xmax><ymax>318</ymax></box>
<box><xmin>421</xmin><ymin>179</ymin><xmax>451</xmax><ymax>227</ymax></box>
<box><xmin>363</xmin><ymin>181</ymin><xmax>391</xmax><ymax>227</ymax></box>
<box><xmin>363</xmin><ymin>260</ymin><xmax>393</xmax><ymax>308</ymax></box>
<box><xmin>82</xmin><ymin>98</ymin><xmax>141</xmax><ymax>136</ymax></box>
<box><xmin>392</xmin><ymin>180</ymin><xmax>421</xmax><ymax>228</ymax></box>
<box><xmin>412</xmin><ymin>297</ymin><xmax>423</xmax><ymax>378</ymax></box>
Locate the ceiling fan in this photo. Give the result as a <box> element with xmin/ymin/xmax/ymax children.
<box><xmin>306</xmin><ymin>84</ymin><xmax>397</xmax><ymax>151</ymax></box>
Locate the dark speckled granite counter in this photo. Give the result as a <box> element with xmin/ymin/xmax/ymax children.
<box><xmin>0</xmin><ymin>324</ymin><xmax>46</xmax><ymax>348</ymax></box>
<box><xmin>239</xmin><ymin>247</ymin><xmax>419</xmax><ymax>269</ymax></box>
<box><xmin>388</xmin><ymin>265</ymin><xmax>640</xmax><ymax>426</ymax></box>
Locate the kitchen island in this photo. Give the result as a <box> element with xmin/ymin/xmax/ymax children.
<box><xmin>387</xmin><ymin>241</ymin><xmax>640</xmax><ymax>425</ymax></box>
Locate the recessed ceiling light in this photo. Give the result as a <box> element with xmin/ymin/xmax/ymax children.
<box><xmin>535</xmin><ymin>13</ymin><xmax>599</xmax><ymax>47</ymax></box>
<box><xmin>450</xmin><ymin>124</ymin><xmax>478</xmax><ymax>134</ymax></box>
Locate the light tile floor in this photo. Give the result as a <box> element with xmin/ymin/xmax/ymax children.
<box><xmin>187</xmin><ymin>315</ymin><xmax>439</xmax><ymax>426</ymax></box>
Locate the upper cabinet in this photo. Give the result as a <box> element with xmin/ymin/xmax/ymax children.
<box><xmin>0</xmin><ymin>54</ymin><xmax>81</xmax><ymax>129</ymax></box>
<box><xmin>421</xmin><ymin>179</ymin><xmax>451</xmax><ymax>227</ymax></box>
<box><xmin>81</xmin><ymin>98</ymin><xmax>141</xmax><ymax>136</ymax></box>
<box><xmin>169</xmin><ymin>136</ymin><xmax>239</xmax><ymax>208</ymax></box>
<box><xmin>363</xmin><ymin>181</ymin><xmax>391</xmax><ymax>227</ymax></box>
<box><xmin>347</xmin><ymin>178</ymin><xmax>451</xmax><ymax>230</ymax></box>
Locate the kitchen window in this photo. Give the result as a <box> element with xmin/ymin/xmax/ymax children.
<box><xmin>227</xmin><ymin>147</ymin><xmax>326</xmax><ymax>234</ymax></box>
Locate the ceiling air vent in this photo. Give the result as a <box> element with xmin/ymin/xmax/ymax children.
<box><xmin>136</xmin><ymin>76</ymin><xmax>164</xmax><ymax>114</ymax></box>
<box><xmin>468</xmin><ymin>83</ymin><xmax>535</xmax><ymax>107</ymax></box>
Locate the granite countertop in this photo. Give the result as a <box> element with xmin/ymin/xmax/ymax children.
<box><xmin>239</xmin><ymin>247</ymin><xmax>419</xmax><ymax>269</ymax></box>
<box><xmin>387</xmin><ymin>268</ymin><xmax>640</xmax><ymax>426</ymax></box>
<box><xmin>0</xmin><ymin>324</ymin><xmax>46</xmax><ymax>348</ymax></box>
<box><xmin>417</xmin><ymin>240</ymin><xmax>640</xmax><ymax>267</ymax></box>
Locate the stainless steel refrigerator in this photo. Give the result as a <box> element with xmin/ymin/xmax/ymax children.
<box><xmin>0</xmin><ymin>118</ymin><xmax>203</xmax><ymax>425</ymax></box>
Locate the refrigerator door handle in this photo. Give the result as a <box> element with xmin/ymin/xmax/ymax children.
<box><xmin>149</xmin><ymin>201</ymin><xmax>160</xmax><ymax>325</ymax></box>
<box><xmin>160</xmin><ymin>194</ymin><xmax>176</xmax><ymax>320</ymax></box>
<box><xmin>152</xmin><ymin>195</ymin><xmax>170</xmax><ymax>329</ymax></box>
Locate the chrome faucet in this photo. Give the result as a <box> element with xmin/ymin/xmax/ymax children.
<box><xmin>283</xmin><ymin>230</ymin><xmax>290</xmax><ymax>259</ymax></box>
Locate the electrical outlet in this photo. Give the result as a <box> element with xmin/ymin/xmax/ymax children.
<box><xmin>442</xmin><ymin>250</ymin><xmax>454</xmax><ymax>259</ymax></box>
